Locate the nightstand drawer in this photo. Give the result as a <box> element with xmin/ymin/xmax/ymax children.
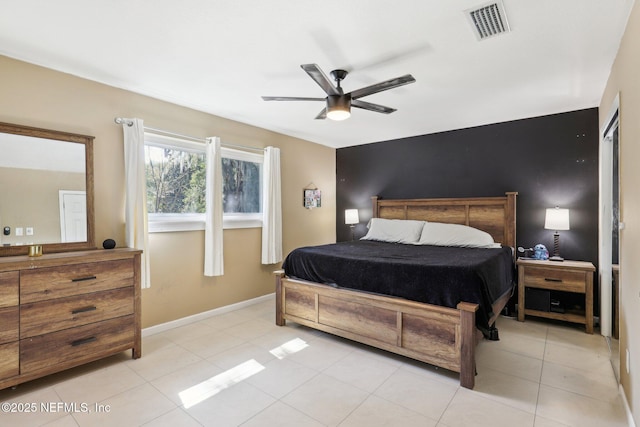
<box><xmin>522</xmin><ymin>267</ymin><xmax>586</xmax><ymax>293</ymax></box>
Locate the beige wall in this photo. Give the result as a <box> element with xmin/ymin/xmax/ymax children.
<box><xmin>0</xmin><ymin>55</ymin><xmax>336</xmax><ymax>328</ymax></box>
<box><xmin>599</xmin><ymin>2</ymin><xmax>640</xmax><ymax>423</ymax></box>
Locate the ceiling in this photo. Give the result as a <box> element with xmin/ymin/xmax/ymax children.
<box><xmin>0</xmin><ymin>0</ymin><xmax>634</xmax><ymax>148</ymax></box>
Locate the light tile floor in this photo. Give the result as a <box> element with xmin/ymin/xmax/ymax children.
<box><xmin>0</xmin><ymin>297</ymin><xmax>629</xmax><ymax>427</ymax></box>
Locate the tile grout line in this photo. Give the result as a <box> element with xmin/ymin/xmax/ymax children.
<box><xmin>334</xmin><ymin>363</ymin><xmax>406</xmax><ymax>426</ymax></box>
<box><xmin>434</xmin><ymin>384</ymin><xmax>462</xmax><ymax>425</ymax></box>
<box><xmin>531</xmin><ymin>325</ymin><xmax>549</xmax><ymax>426</ymax></box>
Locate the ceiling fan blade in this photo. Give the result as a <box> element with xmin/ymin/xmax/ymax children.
<box><xmin>262</xmin><ymin>96</ymin><xmax>325</xmax><ymax>101</ymax></box>
<box><xmin>315</xmin><ymin>108</ymin><xmax>327</xmax><ymax>120</ymax></box>
<box><xmin>349</xmin><ymin>74</ymin><xmax>416</xmax><ymax>100</ymax></box>
<box><xmin>346</xmin><ymin>44</ymin><xmax>430</xmax><ymax>74</ymax></box>
<box><xmin>301</xmin><ymin>64</ymin><xmax>340</xmax><ymax>96</ymax></box>
<box><xmin>351</xmin><ymin>99</ymin><xmax>396</xmax><ymax>114</ymax></box>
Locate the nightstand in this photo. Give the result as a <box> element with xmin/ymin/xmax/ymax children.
<box><xmin>517</xmin><ymin>258</ymin><xmax>596</xmax><ymax>333</ymax></box>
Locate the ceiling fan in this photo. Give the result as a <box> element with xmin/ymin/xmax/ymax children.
<box><xmin>262</xmin><ymin>64</ymin><xmax>416</xmax><ymax>121</ymax></box>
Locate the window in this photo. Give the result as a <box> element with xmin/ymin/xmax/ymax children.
<box><xmin>144</xmin><ymin>133</ymin><xmax>263</xmax><ymax>232</ymax></box>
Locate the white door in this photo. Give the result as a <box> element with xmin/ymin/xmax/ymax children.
<box><xmin>59</xmin><ymin>190</ymin><xmax>87</xmax><ymax>242</ymax></box>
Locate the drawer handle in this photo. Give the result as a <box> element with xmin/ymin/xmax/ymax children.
<box><xmin>544</xmin><ymin>278</ymin><xmax>563</xmax><ymax>282</ymax></box>
<box><xmin>70</xmin><ymin>336</ymin><xmax>97</xmax><ymax>347</ymax></box>
<box><xmin>71</xmin><ymin>306</ymin><xmax>97</xmax><ymax>315</ymax></box>
<box><xmin>71</xmin><ymin>276</ymin><xmax>97</xmax><ymax>282</ymax></box>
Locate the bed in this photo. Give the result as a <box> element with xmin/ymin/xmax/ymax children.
<box><xmin>274</xmin><ymin>192</ymin><xmax>517</xmax><ymax>389</ymax></box>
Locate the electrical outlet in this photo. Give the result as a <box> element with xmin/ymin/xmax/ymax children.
<box><xmin>15</xmin><ymin>227</ymin><xmax>23</xmax><ymax>236</ymax></box>
<box><xmin>26</xmin><ymin>227</ymin><xmax>33</xmax><ymax>236</ymax></box>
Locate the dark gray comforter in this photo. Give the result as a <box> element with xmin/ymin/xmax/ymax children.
<box><xmin>282</xmin><ymin>240</ymin><xmax>515</xmax><ymax>333</ymax></box>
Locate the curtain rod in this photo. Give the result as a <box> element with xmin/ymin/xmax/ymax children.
<box><xmin>114</xmin><ymin>117</ymin><xmax>265</xmax><ymax>153</ymax></box>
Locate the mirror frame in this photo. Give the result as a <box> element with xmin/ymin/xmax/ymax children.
<box><xmin>0</xmin><ymin>121</ymin><xmax>95</xmax><ymax>256</ymax></box>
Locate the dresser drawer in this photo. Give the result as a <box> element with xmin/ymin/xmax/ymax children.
<box><xmin>522</xmin><ymin>266</ymin><xmax>586</xmax><ymax>293</ymax></box>
<box><xmin>20</xmin><ymin>315</ymin><xmax>135</xmax><ymax>373</ymax></box>
<box><xmin>20</xmin><ymin>258</ymin><xmax>134</xmax><ymax>303</ymax></box>
<box><xmin>20</xmin><ymin>287</ymin><xmax>134</xmax><ymax>339</ymax></box>
<box><xmin>0</xmin><ymin>271</ymin><xmax>19</xmax><ymax>308</ymax></box>
<box><xmin>0</xmin><ymin>342</ymin><xmax>19</xmax><ymax>381</ymax></box>
<box><xmin>0</xmin><ymin>306</ymin><xmax>19</xmax><ymax>344</ymax></box>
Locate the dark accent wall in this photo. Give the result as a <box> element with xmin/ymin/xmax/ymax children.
<box><xmin>336</xmin><ymin>108</ymin><xmax>599</xmax><ymax>311</ymax></box>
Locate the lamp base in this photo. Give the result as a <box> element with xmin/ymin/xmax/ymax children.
<box><xmin>550</xmin><ymin>232</ymin><xmax>563</xmax><ymax>261</ymax></box>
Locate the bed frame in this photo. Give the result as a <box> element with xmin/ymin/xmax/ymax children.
<box><xmin>274</xmin><ymin>192</ymin><xmax>517</xmax><ymax>389</ymax></box>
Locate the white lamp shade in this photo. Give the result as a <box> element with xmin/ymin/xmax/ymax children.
<box><xmin>544</xmin><ymin>207</ymin><xmax>570</xmax><ymax>231</ymax></box>
<box><xmin>345</xmin><ymin>209</ymin><xmax>359</xmax><ymax>225</ymax></box>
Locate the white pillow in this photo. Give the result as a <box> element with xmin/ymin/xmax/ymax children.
<box><xmin>416</xmin><ymin>222</ymin><xmax>500</xmax><ymax>248</ymax></box>
<box><xmin>361</xmin><ymin>218</ymin><xmax>425</xmax><ymax>244</ymax></box>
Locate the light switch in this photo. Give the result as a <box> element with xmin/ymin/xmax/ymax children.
<box><xmin>26</xmin><ymin>227</ymin><xmax>33</xmax><ymax>236</ymax></box>
<box><xmin>16</xmin><ymin>227</ymin><xmax>23</xmax><ymax>236</ymax></box>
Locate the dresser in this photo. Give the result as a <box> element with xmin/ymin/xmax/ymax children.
<box><xmin>0</xmin><ymin>248</ymin><xmax>141</xmax><ymax>390</ymax></box>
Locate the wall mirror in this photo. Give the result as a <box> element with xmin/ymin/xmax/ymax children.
<box><xmin>0</xmin><ymin>121</ymin><xmax>95</xmax><ymax>256</ymax></box>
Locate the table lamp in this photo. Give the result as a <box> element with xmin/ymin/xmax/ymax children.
<box><xmin>345</xmin><ymin>209</ymin><xmax>359</xmax><ymax>241</ymax></box>
<box><xmin>544</xmin><ymin>207</ymin><xmax>570</xmax><ymax>261</ymax></box>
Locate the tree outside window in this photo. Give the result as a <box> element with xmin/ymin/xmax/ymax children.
<box><xmin>145</xmin><ymin>145</ymin><xmax>261</xmax><ymax>217</ymax></box>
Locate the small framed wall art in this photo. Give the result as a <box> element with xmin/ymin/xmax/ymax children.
<box><xmin>303</xmin><ymin>188</ymin><xmax>321</xmax><ymax>209</ymax></box>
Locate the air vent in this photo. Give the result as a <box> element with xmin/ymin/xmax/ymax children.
<box><xmin>467</xmin><ymin>1</ymin><xmax>510</xmax><ymax>40</ymax></box>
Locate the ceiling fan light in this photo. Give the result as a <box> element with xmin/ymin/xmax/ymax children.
<box><xmin>327</xmin><ymin>95</ymin><xmax>351</xmax><ymax>121</ymax></box>
<box><xmin>327</xmin><ymin>109</ymin><xmax>351</xmax><ymax>121</ymax></box>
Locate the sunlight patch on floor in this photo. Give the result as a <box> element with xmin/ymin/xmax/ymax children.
<box><xmin>179</xmin><ymin>359</ymin><xmax>265</xmax><ymax>408</ymax></box>
<box><xmin>269</xmin><ymin>338</ymin><xmax>309</xmax><ymax>359</ymax></box>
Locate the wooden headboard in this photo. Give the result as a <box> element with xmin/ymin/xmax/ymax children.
<box><xmin>372</xmin><ymin>192</ymin><xmax>517</xmax><ymax>248</ymax></box>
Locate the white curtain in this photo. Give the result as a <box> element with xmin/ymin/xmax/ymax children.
<box><xmin>122</xmin><ymin>119</ymin><xmax>151</xmax><ymax>288</ymax></box>
<box><xmin>261</xmin><ymin>146</ymin><xmax>282</xmax><ymax>264</ymax></box>
<box><xmin>204</xmin><ymin>137</ymin><xmax>224</xmax><ymax>276</ymax></box>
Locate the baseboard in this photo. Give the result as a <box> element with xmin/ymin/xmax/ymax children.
<box><xmin>620</xmin><ymin>383</ymin><xmax>636</xmax><ymax>427</ymax></box>
<box><xmin>142</xmin><ymin>293</ymin><xmax>275</xmax><ymax>337</ymax></box>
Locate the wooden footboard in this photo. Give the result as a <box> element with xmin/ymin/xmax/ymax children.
<box><xmin>275</xmin><ymin>271</ymin><xmax>479</xmax><ymax>389</ymax></box>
